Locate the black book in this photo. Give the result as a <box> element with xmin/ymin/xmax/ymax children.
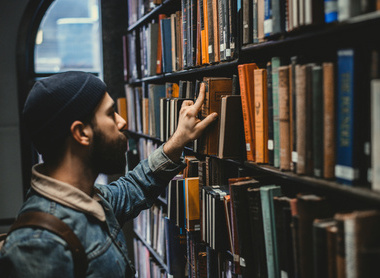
<box><xmin>247</xmin><ymin>187</ymin><xmax>268</xmax><ymax>278</ymax></box>
<box><xmin>312</xmin><ymin>65</ymin><xmax>323</xmax><ymax>178</ymax></box>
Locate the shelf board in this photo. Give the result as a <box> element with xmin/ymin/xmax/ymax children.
<box><xmin>134</xmin><ymin>230</ymin><xmax>169</xmax><ymax>273</ymax></box>
<box><xmin>128</xmin><ymin>60</ymin><xmax>239</xmax><ymax>85</ymax></box>
<box><xmin>244</xmin><ymin>162</ymin><xmax>380</xmax><ymax>206</ymax></box>
<box><xmin>127</xmin><ymin>0</ymin><xmax>178</xmax><ymax>32</ymax></box>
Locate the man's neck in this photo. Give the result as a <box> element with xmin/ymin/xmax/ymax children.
<box><xmin>42</xmin><ymin>156</ymin><xmax>98</xmax><ymax>197</ymax></box>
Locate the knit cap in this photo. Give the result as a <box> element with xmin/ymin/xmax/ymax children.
<box><xmin>23</xmin><ymin>71</ymin><xmax>106</xmax><ymax>154</ymax></box>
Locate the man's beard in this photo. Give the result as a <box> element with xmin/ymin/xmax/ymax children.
<box><xmin>90</xmin><ymin>127</ymin><xmax>128</xmax><ymax>175</ymax></box>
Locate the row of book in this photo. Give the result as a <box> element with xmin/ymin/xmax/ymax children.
<box><xmin>124</xmin><ymin>0</ymin><xmax>380</xmax><ymax>81</ymax></box>
<box><xmin>242</xmin><ymin>0</ymin><xmax>380</xmax><ymax>45</ymax></box>
<box><xmin>163</xmin><ymin>158</ymin><xmax>380</xmax><ymax>278</ymax></box>
<box><xmin>124</xmin><ymin>0</ymin><xmax>238</xmax><ymax>81</ymax></box>
<box><xmin>237</xmin><ymin>47</ymin><xmax>379</xmax><ymax>188</ymax></box>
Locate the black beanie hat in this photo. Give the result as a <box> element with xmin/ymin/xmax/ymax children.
<box><xmin>23</xmin><ymin>71</ymin><xmax>106</xmax><ymax>154</ymax></box>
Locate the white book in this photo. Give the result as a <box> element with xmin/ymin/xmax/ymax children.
<box><xmin>371</xmin><ymin>79</ymin><xmax>380</xmax><ymax>191</ymax></box>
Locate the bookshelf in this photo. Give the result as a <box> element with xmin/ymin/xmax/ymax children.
<box><xmin>123</xmin><ymin>1</ymin><xmax>380</xmax><ymax>277</ymax></box>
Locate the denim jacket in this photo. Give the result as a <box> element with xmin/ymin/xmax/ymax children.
<box><xmin>0</xmin><ymin>145</ymin><xmax>186</xmax><ymax>278</ymax></box>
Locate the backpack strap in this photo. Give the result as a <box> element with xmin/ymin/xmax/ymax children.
<box><xmin>5</xmin><ymin>211</ymin><xmax>87</xmax><ymax>278</ymax></box>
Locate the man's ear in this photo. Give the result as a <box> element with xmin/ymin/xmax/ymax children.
<box><xmin>70</xmin><ymin>121</ymin><xmax>92</xmax><ymax>146</ymax></box>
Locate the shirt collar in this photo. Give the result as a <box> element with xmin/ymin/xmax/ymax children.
<box><xmin>31</xmin><ymin>164</ymin><xmax>106</xmax><ymax>222</ymax></box>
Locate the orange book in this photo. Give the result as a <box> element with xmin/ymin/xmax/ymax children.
<box><xmin>185</xmin><ymin>177</ymin><xmax>200</xmax><ymax>231</ymax></box>
<box><xmin>196</xmin><ymin>1</ymin><xmax>202</xmax><ymax>66</ymax></box>
<box><xmin>238</xmin><ymin>63</ymin><xmax>258</xmax><ymax>161</ymax></box>
<box><xmin>156</xmin><ymin>14</ymin><xmax>167</xmax><ymax>74</ymax></box>
<box><xmin>279</xmin><ymin>66</ymin><xmax>291</xmax><ymax>170</ymax></box>
<box><xmin>254</xmin><ymin>69</ymin><xmax>269</xmax><ymax>163</ymax></box>
<box><xmin>202</xmin><ymin>0</ymin><xmax>209</xmax><ymax>64</ymax></box>
<box><xmin>117</xmin><ymin>97</ymin><xmax>128</xmax><ymax>126</ymax></box>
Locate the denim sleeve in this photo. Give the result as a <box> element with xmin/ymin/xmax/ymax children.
<box><xmin>98</xmin><ymin>145</ymin><xmax>186</xmax><ymax>225</ymax></box>
<box><xmin>0</xmin><ymin>231</ymin><xmax>73</xmax><ymax>278</ymax></box>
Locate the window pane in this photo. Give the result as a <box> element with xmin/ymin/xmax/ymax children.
<box><xmin>35</xmin><ymin>0</ymin><xmax>102</xmax><ymax>74</ymax></box>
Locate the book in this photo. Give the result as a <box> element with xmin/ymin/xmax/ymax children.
<box><xmin>290</xmin><ymin>56</ymin><xmax>298</xmax><ymax>172</ymax></box>
<box><xmin>254</xmin><ymin>68</ymin><xmax>269</xmax><ymax>163</ymax></box>
<box><xmin>148</xmin><ymin>84</ymin><xmax>166</xmax><ymax>138</ymax></box>
<box><xmin>267</xmin><ymin>61</ymin><xmax>275</xmax><ymax>165</ymax></box>
<box><xmin>185</xmin><ymin>177</ymin><xmax>200</xmax><ymax>231</ymax></box>
<box><xmin>312</xmin><ymin>65</ymin><xmax>323</xmax><ymax>178</ymax></box>
<box><xmin>260</xmin><ymin>185</ymin><xmax>282</xmax><ymax>278</ymax></box>
<box><xmin>198</xmin><ymin>77</ymin><xmax>232</xmax><ymax>156</ymax></box>
<box><xmin>278</xmin><ymin>65</ymin><xmax>291</xmax><ymax>170</ymax></box>
<box><xmin>117</xmin><ymin>97</ymin><xmax>127</xmax><ymax>123</ymax></box>
<box><xmin>218</xmin><ymin>95</ymin><xmax>246</xmax><ymax>160</ymax></box>
<box><xmin>336</xmin><ymin>49</ymin><xmax>370</xmax><ymax>185</ymax></box>
<box><xmin>247</xmin><ymin>187</ymin><xmax>268</xmax><ymax>278</ymax></box>
<box><xmin>323</xmin><ymin>62</ymin><xmax>336</xmax><ymax>179</ymax></box>
<box><xmin>160</xmin><ymin>17</ymin><xmax>173</xmax><ymax>73</ymax></box>
<box><xmin>296</xmin><ymin>64</ymin><xmax>307</xmax><ymax>174</ymax></box>
<box><xmin>372</xmin><ymin>79</ymin><xmax>380</xmax><ymax>190</ymax></box>
<box><xmin>272</xmin><ymin>57</ymin><xmax>282</xmax><ymax>168</ymax></box>
<box><xmin>238</xmin><ymin>63</ymin><xmax>259</xmax><ymax>161</ymax></box>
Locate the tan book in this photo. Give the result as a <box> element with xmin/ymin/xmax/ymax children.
<box><xmin>254</xmin><ymin>68</ymin><xmax>269</xmax><ymax>163</ymax></box>
<box><xmin>185</xmin><ymin>177</ymin><xmax>200</xmax><ymax>231</ymax></box>
<box><xmin>198</xmin><ymin>77</ymin><xmax>232</xmax><ymax>155</ymax></box>
<box><xmin>212</xmin><ymin>0</ymin><xmax>220</xmax><ymax>62</ymax></box>
<box><xmin>296</xmin><ymin>65</ymin><xmax>306</xmax><ymax>174</ymax></box>
<box><xmin>323</xmin><ymin>63</ymin><xmax>336</xmax><ymax>179</ymax></box>
<box><xmin>279</xmin><ymin>66</ymin><xmax>291</xmax><ymax>170</ymax></box>
<box><xmin>142</xmin><ymin>98</ymin><xmax>149</xmax><ymax>135</ymax></box>
<box><xmin>117</xmin><ymin>97</ymin><xmax>127</xmax><ymax>123</ymax></box>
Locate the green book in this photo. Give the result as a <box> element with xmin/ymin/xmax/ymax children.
<box><xmin>260</xmin><ymin>185</ymin><xmax>282</xmax><ymax>278</ymax></box>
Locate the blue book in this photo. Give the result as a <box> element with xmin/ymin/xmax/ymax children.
<box><xmin>264</xmin><ymin>0</ymin><xmax>272</xmax><ymax>37</ymax></box>
<box><xmin>336</xmin><ymin>49</ymin><xmax>356</xmax><ymax>185</ymax></box>
<box><xmin>160</xmin><ymin>18</ymin><xmax>172</xmax><ymax>73</ymax></box>
<box><xmin>164</xmin><ymin>217</ymin><xmax>187</xmax><ymax>278</ymax></box>
<box><xmin>324</xmin><ymin>0</ymin><xmax>338</xmax><ymax>23</ymax></box>
<box><xmin>336</xmin><ymin>49</ymin><xmax>371</xmax><ymax>186</ymax></box>
<box><xmin>260</xmin><ymin>185</ymin><xmax>282</xmax><ymax>278</ymax></box>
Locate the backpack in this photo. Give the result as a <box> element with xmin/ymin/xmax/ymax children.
<box><xmin>0</xmin><ymin>211</ymin><xmax>87</xmax><ymax>278</ymax></box>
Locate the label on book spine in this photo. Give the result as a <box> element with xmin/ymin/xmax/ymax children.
<box><xmin>268</xmin><ymin>140</ymin><xmax>274</xmax><ymax>150</ymax></box>
<box><xmin>335</xmin><ymin>165</ymin><xmax>359</xmax><ymax>181</ymax></box>
<box><xmin>292</xmin><ymin>151</ymin><xmax>298</xmax><ymax>162</ymax></box>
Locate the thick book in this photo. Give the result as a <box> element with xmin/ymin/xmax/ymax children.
<box><xmin>117</xmin><ymin>97</ymin><xmax>127</xmax><ymax>123</ymax></box>
<box><xmin>147</xmin><ymin>22</ymin><xmax>159</xmax><ymax>76</ymax></box>
<box><xmin>254</xmin><ymin>68</ymin><xmax>269</xmax><ymax>163</ymax></box>
<box><xmin>164</xmin><ymin>217</ymin><xmax>187</xmax><ymax>278</ymax></box>
<box><xmin>218</xmin><ymin>95</ymin><xmax>246</xmax><ymax>160</ymax></box>
<box><xmin>230</xmin><ymin>178</ymin><xmax>260</xmax><ymax>276</ymax></box>
<box><xmin>312</xmin><ymin>218</ymin><xmax>337</xmax><ymax>278</ymax></box>
<box><xmin>296</xmin><ymin>194</ymin><xmax>332</xmax><ymax>278</ymax></box>
<box><xmin>296</xmin><ymin>64</ymin><xmax>307</xmax><ymax>174</ymax></box>
<box><xmin>312</xmin><ymin>65</ymin><xmax>324</xmax><ymax>178</ymax></box>
<box><xmin>272</xmin><ymin>57</ymin><xmax>282</xmax><ymax>168</ymax></box>
<box><xmin>156</xmin><ymin>14</ymin><xmax>167</xmax><ymax>74</ymax></box>
<box><xmin>260</xmin><ymin>185</ymin><xmax>282</xmax><ymax>278</ymax></box>
<box><xmin>160</xmin><ymin>17</ymin><xmax>173</xmax><ymax>73</ymax></box>
<box><xmin>336</xmin><ymin>49</ymin><xmax>370</xmax><ymax>185</ymax></box>
<box><xmin>278</xmin><ymin>65</ymin><xmax>291</xmax><ymax>170</ymax></box>
<box><xmin>323</xmin><ymin>62</ymin><xmax>336</xmax><ymax>179</ymax></box>
<box><xmin>148</xmin><ymin>84</ymin><xmax>166</xmax><ymax>138</ymax></box>
<box><xmin>209</xmin><ymin>185</ymin><xmax>229</xmax><ymax>251</ymax></box>
<box><xmin>185</xmin><ymin>177</ymin><xmax>200</xmax><ymax>231</ymax></box>
<box><xmin>273</xmin><ymin>196</ymin><xmax>295</xmax><ymax>278</ymax></box>
<box><xmin>198</xmin><ymin>77</ymin><xmax>232</xmax><ymax>156</ymax></box>
<box><xmin>247</xmin><ymin>187</ymin><xmax>268</xmax><ymax>278</ymax></box>
<box><xmin>238</xmin><ymin>63</ymin><xmax>259</xmax><ymax>161</ymax></box>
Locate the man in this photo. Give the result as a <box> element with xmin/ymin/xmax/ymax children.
<box><xmin>0</xmin><ymin>71</ymin><xmax>217</xmax><ymax>277</ymax></box>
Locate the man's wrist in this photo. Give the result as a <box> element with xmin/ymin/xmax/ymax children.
<box><xmin>163</xmin><ymin>132</ymin><xmax>187</xmax><ymax>163</ymax></box>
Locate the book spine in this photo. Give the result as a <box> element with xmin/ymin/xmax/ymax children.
<box><xmin>272</xmin><ymin>57</ymin><xmax>281</xmax><ymax>168</ymax></box>
<box><xmin>312</xmin><ymin>65</ymin><xmax>323</xmax><ymax>178</ymax></box>
<box><xmin>325</xmin><ymin>0</ymin><xmax>338</xmax><ymax>23</ymax></box>
<box><xmin>336</xmin><ymin>49</ymin><xmax>358</xmax><ymax>185</ymax></box>
<box><xmin>279</xmin><ymin>65</ymin><xmax>291</xmax><ymax>170</ymax></box>
<box><xmin>203</xmin><ymin>0</ymin><xmax>210</xmax><ymax>64</ymax></box>
<box><xmin>207</xmin><ymin>0</ymin><xmax>214</xmax><ymax>63</ymax></box>
<box><xmin>182</xmin><ymin>0</ymin><xmax>188</xmax><ymax>69</ymax></box>
<box><xmin>264</xmin><ymin>0</ymin><xmax>273</xmax><ymax>37</ymax></box>
<box><xmin>267</xmin><ymin>61</ymin><xmax>275</xmax><ymax>165</ymax></box>
<box><xmin>252</xmin><ymin>0</ymin><xmax>259</xmax><ymax>43</ymax></box>
<box><xmin>291</xmin><ymin>57</ymin><xmax>298</xmax><ymax>172</ymax></box>
<box><xmin>260</xmin><ymin>186</ymin><xmax>282</xmax><ymax>278</ymax></box>
<box><xmin>296</xmin><ymin>64</ymin><xmax>307</xmax><ymax>174</ymax></box>
<box><xmin>212</xmin><ymin>0</ymin><xmax>220</xmax><ymax>62</ymax></box>
<box><xmin>238</xmin><ymin>65</ymin><xmax>256</xmax><ymax>161</ymax></box>
<box><xmin>323</xmin><ymin>62</ymin><xmax>336</xmax><ymax>179</ymax></box>
<box><xmin>254</xmin><ymin>69</ymin><xmax>269</xmax><ymax>163</ymax></box>
<box><xmin>372</xmin><ymin>79</ymin><xmax>380</xmax><ymax>190</ymax></box>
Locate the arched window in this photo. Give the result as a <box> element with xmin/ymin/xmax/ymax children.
<box><xmin>34</xmin><ymin>0</ymin><xmax>102</xmax><ymax>75</ymax></box>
